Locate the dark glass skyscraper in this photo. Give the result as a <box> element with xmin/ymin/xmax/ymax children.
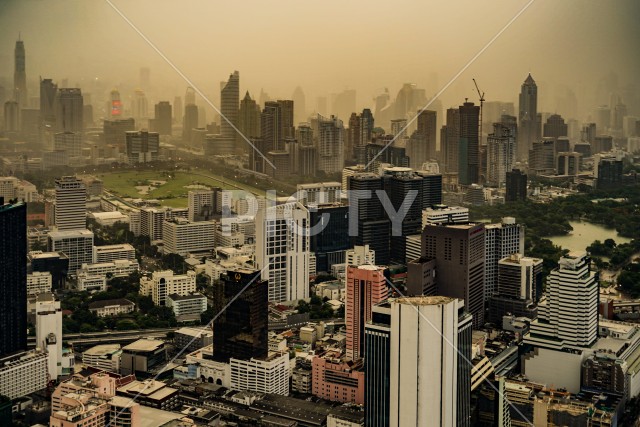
<box><xmin>506</xmin><ymin>169</ymin><xmax>527</xmax><ymax>202</ymax></box>
<box><xmin>518</xmin><ymin>74</ymin><xmax>538</xmax><ymax>161</ymax></box>
<box><xmin>0</xmin><ymin>198</ymin><xmax>27</xmax><ymax>357</ymax></box>
<box><xmin>212</xmin><ymin>268</ymin><xmax>268</xmax><ymax>363</ymax></box>
<box><xmin>458</xmin><ymin>101</ymin><xmax>480</xmax><ymax>185</ymax></box>
<box><xmin>349</xmin><ymin>173</ymin><xmax>390</xmax><ymax>265</ymax></box>
<box><xmin>310</xmin><ymin>204</ymin><xmax>349</xmax><ymax>273</ymax></box>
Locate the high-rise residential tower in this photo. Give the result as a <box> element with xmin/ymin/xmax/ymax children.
<box><xmin>486</xmin><ymin>122</ymin><xmax>516</xmax><ymax>187</ymax></box>
<box><xmin>345</xmin><ymin>265</ymin><xmax>389</xmax><ymax>360</ymax></box>
<box><xmin>153</xmin><ymin>101</ymin><xmax>172</xmax><ymax>135</ymax></box>
<box><xmin>54</xmin><ymin>176</ymin><xmax>86</xmax><ymax>231</ymax></box>
<box><xmin>484</xmin><ymin>217</ymin><xmax>525</xmax><ymax>300</ymax></box>
<box><xmin>518</xmin><ymin>74</ymin><xmax>538</xmax><ymax>161</ymax></box>
<box><xmin>221</xmin><ymin>71</ymin><xmax>239</xmax><ymax>149</ymax></box>
<box><xmin>55</xmin><ymin>88</ymin><xmax>84</xmax><ymax>133</ymax></box>
<box><xmin>0</xmin><ymin>198</ymin><xmax>27</xmax><ymax>357</ymax></box>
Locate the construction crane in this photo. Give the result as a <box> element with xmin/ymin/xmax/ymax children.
<box><xmin>473</xmin><ymin>78</ymin><xmax>485</xmax><ymax>141</ymax></box>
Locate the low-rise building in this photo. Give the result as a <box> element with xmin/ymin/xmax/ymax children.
<box><xmin>166</xmin><ymin>293</ymin><xmax>207</xmax><ymax>322</ymax></box>
<box><xmin>88</xmin><ymin>299</ymin><xmax>136</xmax><ymax>317</ymax></box>
<box><xmin>140</xmin><ymin>270</ymin><xmax>197</xmax><ymax>306</ymax></box>
<box><xmin>76</xmin><ymin>272</ymin><xmax>107</xmax><ymax>292</ymax></box>
<box><xmin>174</xmin><ymin>327</ymin><xmax>213</xmax><ymax>355</ymax></box>
<box><xmin>82</xmin><ymin>344</ymin><xmax>122</xmax><ymax>373</ymax></box>
<box><xmin>0</xmin><ymin>350</ymin><xmax>49</xmax><ymax>400</ymax></box>
<box><xmin>230</xmin><ymin>352</ymin><xmax>290</xmax><ymax>395</ymax></box>
<box><xmin>93</xmin><ymin>243</ymin><xmax>136</xmax><ymax>263</ymax></box>
<box><xmin>26</xmin><ymin>271</ymin><xmax>52</xmax><ymax>295</ymax></box>
<box><xmin>120</xmin><ymin>339</ymin><xmax>167</xmax><ymax>377</ymax></box>
<box><xmin>117</xmin><ymin>379</ymin><xmax>179</xmax><ymax>411</ymax></box>
<box><xmin>78</xmin><ymin>259</ymin><xmax>139</xmax><ymax>278</ymax></box>
<box><xmin>311</xmin><ymin>349</ymin><xmax>364</xmax><ymax>404</ymax></box>
<box><xmin>163</xmin><ymin>218</ymin><xmax>215</xmax><ymax>256</ymax></box>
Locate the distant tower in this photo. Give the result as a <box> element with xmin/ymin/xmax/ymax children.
<box><xmin>14</xmin><ymin>38</ymin><xmax>27</xmax><ymax>107</ymax></box>
<box><xmin>292</xmin><ymin>86</ymin><xmax>306</xmax><ymax>124</ymax></box>
<box><xmin>220</xmin><ymin>71</ymin><xmax>240</xmax><ymax>146</ymax></box>
<box><xmin>184</xmin><ymin>86</ymin><xmax>196</xmax><ymax>107</ymax></box>
<box><xmin>40</xmin><ymin>78</ymin><xmax>58</xmax><ymax>125</ymax></box>
<box><xmin>182</xmin><ymin>103</ymin><xmax>198</xmax><ymax>145</ymax></box>
<box><xmin>486</xmin><ymin>122</ymin><xmax>516</xmax><ymax>187</ymax></box>
<box><xmin>542</xmin><ymin>114</ymin><xmax>568</xmax><ymax>139</ymax></box>
<box><xmin>441</xmin><ymin>107</ymin><xmax>461</xmax><ymax>173</ymax></box>
<box><xmin>55</xmin><ymin>88</ymin><xmax>84</xmax><ymax>133</ymax></box>
<box><xmin>132</xmin><ymin>89</ymin><xmax>148</xmax><ymax>124</ymax></box>
<box><xmin>139</xmin><ymin>67</ymin><xmax>150</xmax><ymax>90</ymax></box>
<box><xmin>153</xmin><ymin>101</ymin><xmax>172</xmax><ymax>135</ymax></box>
<box><xmin>110</xmin><ymin>89</ymin><xmax>122</xmax><ymax>118</ymax></box>
<box><xmin>518</xmin><ymin>74</ymin><xmax>538</xmax><ymax>161</ymax></box>
<box><xmin>239</xmin><ymin>91</ymin><xmax>261</xmax><ymax>140</ymax></box>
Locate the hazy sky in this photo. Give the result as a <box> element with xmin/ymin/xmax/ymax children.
<box><xmin>1</xmin><ymin>0</ymin><xmax>638</xmax><ymax>119</ymax></box>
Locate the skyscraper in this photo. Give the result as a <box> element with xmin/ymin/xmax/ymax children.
<box><xmin>518</xmin><ymin>74</ymin><xmax>538</xmax><ymax>161</ymax></box>
<box><xmin>212</xmin><ymin>268</ymin><xmax>268</xmax><ymax>363</ymax></box>
<box><xmin>125</xmin><ymin>130</ymin><xmax>160</xmax><ymax>163</ymax></box>
<box><xmin>55</xmin><ymin>88</ymin><xmax>84</xmax><ymax>133</ymax></box>
<box><xmin>543</xmin><ymin>113</ymin><xmax>568</xmax><ymax>139</ymax></box>
<box><xmin>261</xmin><ymin>101</ymin><xmax>282</xmax><ymax>152</ymax></box>
<box><xmin>366</xmin><ymin>297</ymin><xmax>472</xmax><ymax>427</ymax></box>
<box><xmin>255</xmin><ymin>202</ymin><xmax>310</xmax><ymax>302</ymax></box>
<box><xmin>239</xmin><ymin>91</ymin><xmax>261</xmax><ymax>140</ymax></box>
<box><xmin>153</xmin><ymin>101</ymin><xmax>172</xmax><ymax>135</ymax></box>
<box><xmin>442</xmin><ymin>107</ymin><xmax>460</xmax><ymax>173</ymax></box>
<box><xmin>486</xmin><ymin>122</ymin><xmax>516</xmax><ymax>187</ymax></box>
<box><xmin>505</xmin><ymin>169</ymin><xmax>527</xmax><ymax>202</ymax></box>
<box><xmin>484</xmin><ymin>218</ymin><xmax>524</xmax><ymax>300</ymax></box>
<box><xmin>35</xmin><ymin>292</ymin><xmax>63</xmax><ymax>380</ymax></box>
<box><xmin>416</xmin><ymin>109</ymin><xmax>437</xmax><ymax>165</ymax></box>
<box><xmin>221</xmin><ymin>71</ymin><xmax>239</xmax><ymax>149</ymax></box>
<box><xmin>0</xmin><ymin>198</ymin><xmax>27</xmax><ymax>357</ymax></box>
<box><xmin>54</xmin><ymin>176</ymin><xmax>86</xmax><ymax>231</ymax></box>
<box><xmin>317</xmin><ymin>115</ymin><xmax>345</xmax><ymax>174</ymax></box>
<box><xmin>422</xmin><ymin>222</ymin><xmax>485</xmax><ymax>327</ymax></box>
<box><xmin>14</xmin><ymin>38</ymin><xmax>27</xmax><ymax>107</ymax></box>
<box><xmin>292</xmin><ymin>86</ymin><xmax>306</xmax><ymax>124</ymax></box>
<box><xmin>345</xmin><ymin>265</ymin><xmax>389</xmax><ymax>360</ymax></box>
<box><xmin>458</xmin><ymin>101</ymin><xmax>480</xmax><ymax>185</ymax></box>
<box><xmin>53</xmin><ymin>132</ymin><xmax>82</xmax><ymax>158</ymax></box>
<box><xmin>182</xmin><ymin>103</ymin><xmax>198</xmax><ymax>145</ymax></box>
<box><xmin>40</xmin><ymin>78</ymin><xmax>58</xmax><ymax>125</ymax></box>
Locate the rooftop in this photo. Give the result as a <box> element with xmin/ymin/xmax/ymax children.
<box><xmin>395</xmin><ymin>296</ymin><xmax>455</xmax><ymax>306</ymax></box>
<box><xmin>88</xmin><ymin>298</ymin><xmax>135</xmax><ymax>310</ymax></box>
<box><xmin>122</xmin><ymin>338</ymin><xmax>164</xmax><ymax>353</ymax></box>
<box><xmin>83</xmin><ymin>344</ymin><xmax>122</xmax><ymax>357</ymax></box>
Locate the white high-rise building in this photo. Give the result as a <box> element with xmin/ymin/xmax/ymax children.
<box><xmin>188</xmin><ymin>188</ymin><xmax>217</xmax><ymax>222</ymax></box>
<box><xmin>484</xmin><ymin>217</ymin><xmax>524</xmax><ymax>300</ymax></box>
<box><xmin>0</xmin><ymin>350</ymin><xmax>48</xmax><ymax>400</ymax></box>
<box><xmin>35</xmin><ymin>292</ymin><xmax>63</xmax><ymax>380</ymax></box>
<box><xmin>162</xmin><ymin>218</ymin><xmax>215</xmax><ymax>256</ymax></box>
<box><xmin>387</xmin><ymin>297</ymin><xmax>472</xmax><ymax>427</ymax></box>
<box><xmin>48</xmin><ymin>229</ymin><xmax>94</xmax><ymax>273</ymax></box>
<box><xmin>54</xmin><ymin>176</ymin><xmax>86</xmax><ymax>231</ymax></box>
<box><xmin>139</xmin><ymin>270</ymin><xmax>197</xmax><ymax>306</ymax></box>
<box><xmin>526</xmin><ymin>252</ymin><xmax>599</xmax><ymax>349</ymax></box>
<box><xmin>345</xmin><ymin>244</ymin><xmax>376</xmax><ymax>266</ymax></box>
<box><xmin>27</xmin><ymin>272</ymin><xmax>53</xmax><ymax>296</ymax></box>
<box><xmin>255</xmin><ymin>202</ymin><xmax>310</xmax><ymax>302</ymax></box>
<box><xmin>229</xmin><ymin>352</ymin><xmax>290</xmax><ymax>395</ymax></box>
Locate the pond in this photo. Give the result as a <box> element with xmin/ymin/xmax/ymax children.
<box><xmin>549</xmin><ymin>221</ymin><xmax>632</xmax><ymax>253</ymax></box>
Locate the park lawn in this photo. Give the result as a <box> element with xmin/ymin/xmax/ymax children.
<box><xmin>98</xmin><ymin>170</ymin><xmax>264</xmax><ymax>207</ymax></box>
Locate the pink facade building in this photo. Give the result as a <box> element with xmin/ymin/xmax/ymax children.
<box><xmin>345</xmin><ymin>265</ymin><xmax>388</xmax><ymax>359</ymax></box>
<box><xmin>312</xmin><ymin>349</ymin><xmax>365</xmax><ymax>404</ymax></box>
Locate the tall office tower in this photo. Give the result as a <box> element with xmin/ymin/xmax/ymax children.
<box><xmin>309</xmin><ymin>204</ymin><xmax>349</xmax><ymax>273</ymax></box>
<box><xmin>486</xmin><ymin>123</ymin><xmax>516</xmax><ymax>187</ymax></box>
<box><xmin>383</xmin><ymin>168</ymin><xmax>424</xmax><ymax>263</ymax></box>
<box><xmin>40</xmin><ymin>78</ymin><xmax>58</xmax><ymax>125</ymax></box>
<box><xmin>611</xmin><ymin>101</ymin><xmax>627</xmax><ymax>131</ymax></box>
<box><xmin>365</xmin><ymin>297</ymin><xmax>472</xmax><ymax>427</ymax></box>
<box><xmin>153</xmin><ymin>101</ymin><xmax>172</xmax><ymax>135</ymax></box>
<box><xmin>441</xmin><ymin>108</ymin><xmax>460</xmax><ymax>173</ymax></box>
<box><xmin>187</xmin><ymin>188</ymin><xmax>219</xmax><ymax>222</ymax></box>
<box><xmin>125</xmin><ymin>130</ymin><xmax>159</xmax><ymax>163</ymax></box>
<box><xmin>14</xmin><ymin>38</ymin><xmax>27</xmax><ymax>107</ymax></box>
<box><xmin>484</xmin><ymin>218</ymin><xmax>524</xmax><ymax>300</ymax></box>
<box><xmin>317</xmin><ymin>116</ymin><xmax>345</xmax><ymax>174</ymax></box>
<box><xmin>184</xmin><ymin>86</ymin><xmax>196</xmax><ymax>107</ymax></box>
<box><xmin>109</xmin><ymin>89</ymin><xmax>122</xmax><ymax>118</ymax></box>
<box><xmin>331</xmin><ymin>89</ymin><xmax>356</xmax><ymax>122</ymax></box>
<box><xmin>345</xmin><ymin>265</ymin><xmax>389</xmax><ymax>360</ymax></box>
<box><xmin>498</xmin><ymin>254</ymin><xmax>543</xmax><ymax>301</ymax></box>
<box><xmin>422</xmin><ymin>222</ymin><xmax>485</xmax><ymax>327</ymax></box>
<box><xmin>505</xmin><ymin>169</ymin><xmax>527</xmax><ymax>202</ymax></box>
<box><xmin>139</xmin><ymin>66</ymin><xmax>150</xmax><ymax>89</ymax></box>
<box><xmin>596</xmin><ymin>156</ymin><xmax>623</xmax><ymax>189</ymax></box>
<box><xmin>4</xmin><ymin>101</ymin><xmax>20</xmax><ymax>132</ymax></box>
<box><xmin>348</xmin><ymin>174</ymin><xmax>390</xmax><ymax>265</ymax></box>
<box><xmin>173</xmin><ymin>96</ymin><xmax>183</xmax><ymax>124</ymax></box>
<box><xmin>518</xmin><ymin>73</ymin><xmax>538</xmax><ymax>161</ymax></box>
<box><xmin>525</xmin><ymin>252</ymin><xmax>599</xmax><ymax>349</ymax></box>
<box><xmin>360</xmin><ymin>108</ymin><xmax>374</xmax><ymax>144</ymax></box>
<box><xmin>239</xmin><ymin>91</ymin><xmax>261</xmax><ymax>140</ymax></box>
<box><xmin>35</xmin><ymin>292</ymin><xmax>63</xmax><ymax>380</ymax></box>
<box><xmin>182</xmin><ymin>104</ymin><xmax>198</xmax><ymax>144</ymax></box>
<box><xmin>278</xmin><ymin>100</ymin><xmax>295</xmax><ymax>140</ymax></box>
<box><xmin>581</xmin><ymin>122</ymin><xmax>596</xmax><ymax>143</ymax></box>
<box><xmin>55</xmin><ymin>88</ymin><xmax>84</xmax><ymax>132</ymax></box>
<box><xmin>458</xmin><ymin>101</ymin><xmax>480</xmax><ymax>185</ymax></box>
<box><xmin>255</xmin><ymin>202</ymin><xmax>310</xmax><ymax>302</ymax></box>
<box><xmin>212</xmin><ymin>268</ymin><xmax>268</xmax><ymax>363</ymax></box>
<box><xmin>132</xmin><ymin>89</ymin><xmax>148</xmax><ymax>124</ymax></box>
<box><xmin>528</xmin><ymin>138</ymin><xmax>556</xmax><ymax>175</ymax></box>
<box><xmin>54</xmin><ymin>176</ymin><xmax>86</xmax><ymax>231</ymax></box>
<box><xmin>346</xmin><ymin>112</ymin><xmax>361</xmax><ymax>160</ymax></box>
<box><xmin>416</xmin><ymin>109</ymin><xmax>437</xmax><ymax>164</ymax></box>
<box><xmin>542</xmin><ymin>114</ymin><xmax>568</xmax><ymax>138</ymax></box>
<box><xmin>53</xmin><ymin>132</ymin><xmax>82</xmax><ymax>158</ymax></box>
<box><xmin>261</xmin><ymin>101</ymin><xmax>281</xmax><ymax>151</ymax></box>
<box><xmin>556</xmin><ymin>151</ymin><xmax>581</xmax><ymax>176</ymax></box>
<box><xmin>103</xmin><ymin>118</ymin><xmax>135</xmax><ymax>150</ymax></box>
<box><xmin>0</xmin><ymin>199</ymin><xmax>27</xmax><ymax>357</ymax></box>
<box><xmin>220</xmin><ymin>70</ymin><xmax>239</xmax><ymax>142</ymax></box>
<box><xmin>292</xmin><ymin>86</ymin><xmax>306</xmax><ymax>124</ymax></box>
<box><xmin>415</xmin><ymin>170</ymin><xmax>443</xmax><ymax>208</ymax></box>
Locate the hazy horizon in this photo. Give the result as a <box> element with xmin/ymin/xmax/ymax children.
<box><xmin>1</xmin><ymin>0</ymin><xmax>639</xmax><ymax>124</ymax></box>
